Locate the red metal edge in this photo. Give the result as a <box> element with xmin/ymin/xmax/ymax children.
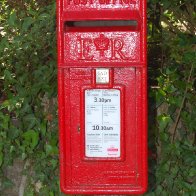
<box><xmin>57</xmin><ymin>0</ymin><xmax>69</xmax><ymax>191</ymax></box>
<box><xmin>142</xmin><ymin>0</ymin><xmax>148</xmax><ymax>191</ymax></box>
<box><xmin>142</xmin><ymin>67</ymin><xmax>148</xmax><ymax>192</ymax></box>
<box><xmin>63</xmin><ymin>10</ymin><xmax>142</xmax><ymax>22</ymax></box>
<box><xmin>57</xmin><ymin>0</ymin><xmax>64</xmax><ymax>190</ymax></box>
<box><xmin>58</xmin><ymin>68</ymin><xmax>66</xmax><ymax>191</ymax></box>
<box><xmin>142</xmin><ymin>0</ymin><xmax>147</xmax><ymax>65</ymax></box>
<box><xmin>135</xmin><ymin>66</ymin><xmax>148</xmax><ymax>193</ymax></box>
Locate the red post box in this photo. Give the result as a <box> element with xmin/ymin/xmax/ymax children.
<box><xmin>57</xmin><ymin>0</ymin><xmax>147</xmax><ymax>194</ymax></box>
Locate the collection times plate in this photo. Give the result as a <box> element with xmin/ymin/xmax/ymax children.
<box><xmin>85</xmin><ymin>89</ymin><xmax>121</xmax><ymax>158</ymax></box>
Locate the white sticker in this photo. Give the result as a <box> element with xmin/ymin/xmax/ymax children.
<box><xmin>85</xmin><ymin>89</ymin><xmax>121</xmax><ymax>158</ymax></box>
<box><xmin>96</xmin><ymin>69</ymin><xmax>109</xmax><ymax>84</ymax></box>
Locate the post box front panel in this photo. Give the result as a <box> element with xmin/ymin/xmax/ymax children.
<box><xmin>59</xmin><ymin>66</ymin><xmax>147</xmax><ymax>194</ymax></box>
<box><xmin>64</xmin><ymin>31</ymin><xmax>141</xmax><ymax>65</ymax></box>
<box><xmin>58</xmin><ymin>0</ymin><xmax>147</xmax><ymax>194</ymax></box>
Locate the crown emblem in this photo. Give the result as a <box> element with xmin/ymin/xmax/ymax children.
<box><xmin>94</xmin><ymin>34</ymin><xmax>110</xmax><ymax>57</ymax></box>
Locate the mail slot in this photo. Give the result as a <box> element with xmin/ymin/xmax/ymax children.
<box><xmin>57</xmin><ymin>0</ymin><xmax>147</xmax><ymax>194</ymax></box>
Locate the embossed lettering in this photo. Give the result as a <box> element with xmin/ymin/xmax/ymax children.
<box><xmin>94</xmin><ymin>34</ymin><xmax>110</xmax><ymax>57</ymax></box>
<box><xmin>67</xmin><ymin>0</ymin><xmax>136</xmax><ymax>5</ymax></box>
<box><xmin>110</xmin><ymin>39</ymin><xmax>129</xmax><ymax>60</ymax></box>
<box><xmin>76</xmin><ymin>36</ymin><xmax>132</xmax><ymax>61</ymax></box>
<box><xmin>78</xmin><ymin>37</ymin><xmax>94</xmax><ymax>60</ymax></box>
<box><xmin>119</xmin><ymin>0</ymin><xmax>136</xmax><ymax>4</ymax></box>
<box><xmin>67</xmin><ymin>0</ymin><xmax>93</xmax><ymax>5</ymax></box>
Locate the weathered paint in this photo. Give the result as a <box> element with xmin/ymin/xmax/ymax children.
<box><xmin>57</xmin><ymin>0</ymin><xmax>147</xmax><ymax>194</ymax></box>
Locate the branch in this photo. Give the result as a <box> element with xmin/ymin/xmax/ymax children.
<box><xmin>172</xmin><ymin>64</ymin><xmax>194</xmax><ymax>142</ymax></box>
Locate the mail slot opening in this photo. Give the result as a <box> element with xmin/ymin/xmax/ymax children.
<box><xmin>65</xmin><ymin>20</ymin><xmax>139</xmax><ymax>30</ymax></box>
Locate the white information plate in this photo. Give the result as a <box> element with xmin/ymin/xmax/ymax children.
<box><xmin>85</xmin><ymin>89</ymin><xmax>121</xmax><ymax>158</ymax></box>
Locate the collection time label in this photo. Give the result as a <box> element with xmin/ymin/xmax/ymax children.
<box><xmin>85</xmin><ymin>89</ymin><xmax>121</xmax><ymax>158</ymax></box>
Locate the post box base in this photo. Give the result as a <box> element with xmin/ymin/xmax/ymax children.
<box><xmin>61</xmin><ymin>185</ymin><xmax>148</xmax><ymax>195</ymax></box>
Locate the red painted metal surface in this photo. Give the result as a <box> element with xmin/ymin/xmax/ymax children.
<box><xmin>57</xmin><ymin>0</ymin><xmax>147</xmax><ymax>194</ymax></box>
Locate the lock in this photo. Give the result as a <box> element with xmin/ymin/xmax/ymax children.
<box><xmin>57</xmin><ymin>0</ymin><xmax>147</xmax><ymax>194</ymax></box>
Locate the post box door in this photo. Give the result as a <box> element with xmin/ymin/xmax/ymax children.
<box><xmin>58</xmin><ymin>66</ymin><xmax>147</xmax><ymax>194</ymax></box>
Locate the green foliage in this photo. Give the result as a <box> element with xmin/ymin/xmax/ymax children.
<box><xmin>0</xmin><ymin>0</ymin><xmax>195</xmax><ymax>195</ymax></box>
<box><xmin>0</xmin><ymin>0</ymin><xmax>61</xmax><ymax>194</ymax></box>
<box><xmin>151</xmin><ymin>34</ymin><xmax>196</xmax><ymax>194</ymax></box>
<box><xmin>147</xmin><ymin>0</ymin><xmax>196</xmax><ymax>195</ymax></box>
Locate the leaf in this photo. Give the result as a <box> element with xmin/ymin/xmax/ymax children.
<box><xmin>40</xmin><ymin>121</ymin><xmax>47</xmax><ymax>136</ymax></box>
<box><xmin>45</xmin><ymin>144</ymin><xmax>58</xmax><ymax>156</ymax></box>
<box><xmin>0</xmin><ymin>114</ymin><xmax>9</xmax><ymax>130</ymax></box>
<box><xmin>1</xmin><ymin>177</ymin><xmax>14</xmax><ymax>189</ymax></box>
<box><xmin>189</xmin><ymin>168</ymin><xmax>196</xmax><ymax>177</ymax></box>
<box><xmin>49</xmin><ymin>191</ymin><xmax>54</xmax><ymax>196</ymax></box>
<box><xmin>158</xmin><ymin>114</ymin><xmax>171</xmax><ymax>130</ymax></box>
<box><xmin>22</xmin><ymin>152</ymin><xmax>27</xmax><ymax>160</ymax></box>
<box><xmin>50</xmin><ymin>159</ymin><xmax>58</xmax><ymax>169</ymax></box>
<box><xmin>23</xmin><ymin>130</ymin><xmax>39</xmax><ymax>150</ymax></box>
<box><xmin>8</xmin><ymin>127</ymin><xmax>20</xmax><ymax>139</ymax></box>
<box><xmin>22</xmin><ymin>17</ymin><xmax>33</xmax><ymax>31</ymax></box>
<box><xmin>23</xmin><ymin>114</ymin><xmax>38</xmax><ymax>130</ymax></box>
<box><xmin>8</xmin><ymin>11</ymin><xmax>17</xmax><ymax>26</ymax></box>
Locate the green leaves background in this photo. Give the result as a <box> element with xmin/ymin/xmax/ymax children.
<box><xmin>0</xmin><ymin>0</ymin><xmax>195</xmax><ymax>195</ymax></box>
<box><xmin>0</xmin><ymin>1</ymin><xmax>59</xmax><ymax>195</ymax></box>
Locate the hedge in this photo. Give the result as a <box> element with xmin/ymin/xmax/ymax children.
<box><xmin>0</xmin><ymin>0</ymin><xmax>195</xmax><ymax>195</ymax></box>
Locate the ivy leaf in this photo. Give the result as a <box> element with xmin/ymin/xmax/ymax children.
<box><xmin>8</xmin><ymin>11</ymin><xmax>17</xmax><ymax>26</ymax></box>
<box><xmin>158</xmin><ymin>114</ymin><xmax>171</xmax><ymax>130</ymax></box>
<box><xmin>40</xmin><ymin>121</ymin><xmax>47</xmax><ymax>136</ymax></box>
<box><xmin>49</xmin><ymin>191</ymin><xmax>54</xmax><ymax>196</ymax></box>
<box><xmin>0</xmin><ymin>114</ymin><xmax>9</xmax><ymax>130</ymax></box>
<box><xmin>22</xmin><ymin>17</ymin><xmax>33</xmax><ymax>31</ymax></box>
<box><xmin>189</xmin><ymin>168</ymin><xmax>196</xmax><ymax>177</ymax></box>
<box><xmin>45</xmin><ymin>144</ymin><xmax>58</xmax><ymax>156</ymax></box>
<box><xmin>23</xmin><ymin>130</ymin><xmax>39</xmax><ymax>150</ymax></box>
